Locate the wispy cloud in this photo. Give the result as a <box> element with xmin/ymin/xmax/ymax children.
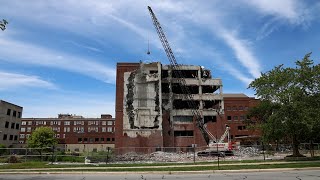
<box><xmin>65</xmin><ymin>40</ymin><xmax>102</xmax><ymax>53</ymax></box>
<box><xmin>218</xmin><ymin>29</ymin><xmax>261</xmax><ymax>78</ymax></box>
<box><xmin>0</xmin><ymin>37</ymin><xmax>116</xmax><ymax>83</ymax></box>
<box><xmin>0</xmin><ymin>71</ymin><xmax>56</xmax><ymax>90</ymax></box>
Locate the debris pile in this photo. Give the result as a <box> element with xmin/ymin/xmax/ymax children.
<box><xmin>235</xmin><ymin>147</ymin><xmax>260</xmax><ymax>157</ymax></box>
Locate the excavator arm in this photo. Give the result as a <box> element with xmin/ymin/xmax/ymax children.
<box><xmin>148</xmin><ymin>6</ymin><xmax>212</xmax><ymax>145</ymax></box>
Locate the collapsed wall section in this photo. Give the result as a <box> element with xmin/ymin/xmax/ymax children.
<box><xmin>120</xmin><ymin>62</ymin><xmax>163</xmax><ymax>150</ymax></box>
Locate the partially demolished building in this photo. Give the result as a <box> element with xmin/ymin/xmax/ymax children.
<box><xmin>115</xmin><ymin>62</ymin><xmax>224</xmax><ymax>150</ymax></box>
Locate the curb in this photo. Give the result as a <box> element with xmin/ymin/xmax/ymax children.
<box><xmin>1</xmin><ymin>167</ymin><xmax>320</xmax><ymax>175</ymax></box>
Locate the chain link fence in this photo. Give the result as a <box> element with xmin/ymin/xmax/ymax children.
<box><xmin>1</xmin><ymin>144</ymin><xmax>319</xmax><ymax>164</ymax></box>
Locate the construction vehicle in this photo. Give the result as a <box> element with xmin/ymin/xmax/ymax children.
<box><xmin>148</xmin><ymin>6</ymin><xmax>233</xmax><ymax>156</ymax></box>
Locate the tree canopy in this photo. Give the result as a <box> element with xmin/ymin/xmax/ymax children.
<box><xmin>248</xmin><ymin>53</ymin><xmax>320</xmax><ymax>157</ymax></box>
<box><xmin>27</xmin><ymin>127</ymin><xmax>57</xmax><ymax>155</ymax></box>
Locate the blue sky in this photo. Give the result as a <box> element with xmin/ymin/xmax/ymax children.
<box><xmin>1</xmin><ymin>0</ymin><xmax>320</xmax><ymax>118</ymax></box>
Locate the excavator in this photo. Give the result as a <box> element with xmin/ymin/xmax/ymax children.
<box><xmin>147</xmin><ymin>6</ymin><xmax>233</xmax><ymax>156</ymax></box>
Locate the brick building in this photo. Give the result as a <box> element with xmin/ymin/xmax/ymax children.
<box><xmin>115</xmin><ymin>62</ymin><xmax>225</xmax><ymax>150</ymax></box>
<box><xmin>223</xmin><ymin>94</ymin><xmax>260</xmax><ymax>145</ymax></box>
<box><xmin>0</xmin><ymin>100</ymin><xmax>23</xmax><ymax>147</ymax></box>
<box><xmin>19</xmin><ymin>114</ymin><xmax>115</xmax><ymax>152</ymax></box>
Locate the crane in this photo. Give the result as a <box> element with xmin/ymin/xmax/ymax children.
<box><xmin>147</xmin><ymin>6</ymin><xmax>212</xmax><ymax>145</ymax></box>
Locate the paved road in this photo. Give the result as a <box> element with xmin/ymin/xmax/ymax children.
<box><xmin>1</xmin><ymin>170</ymin><xmax>320</xmax><ymax>180</ymax></box>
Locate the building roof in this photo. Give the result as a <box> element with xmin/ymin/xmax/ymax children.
<box><xmin>0</xmin><ymin>100</ymin><xmax>23</xmax><ymax>108</ymax></box>
<box><xmin>223</xmin><ymin>93</ymin><xmax>248</xmax><ymax>98</ymax></box>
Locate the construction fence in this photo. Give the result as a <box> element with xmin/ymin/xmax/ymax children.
<box><xmin>0</xmin><ymin>144</ymin><xmax>319</xmax><ymax>164</ymax></box>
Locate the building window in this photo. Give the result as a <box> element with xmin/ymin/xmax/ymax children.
<box><xmin>3</xmin><ymin>134</ymin><xmax>7</xmax><ymax>140</ymax></box>
<box><xmin>64</xmin><ymin>121</ymin><xmax>70</xmax><ymax>125</ymax></box>
<box><xmin>174</xmin><ymin>131</ymin><xmax>194</xmax><ymax>136</ymax></box>
<box><xmin>21</xmin><ymin>121</ymin><xmax>27</xmax><ymax>125</ymax></box>
<box><xmin>88</xmin><ymin>127</ymin><xmax>98</xmax><ymax>132</ymax></box>
<box><xmin>21</xmin><ymin>128</ymin><xmax>26</xmax><ymax>132</ymax></box>
<box><xmin>73</xmin><ymin>127</ymin><xmax>84</xmax><ymax>133</ymax></box>
<box><xmin>240</xmin><ymin>116</ymin><xmax>245</xmax><ymax>121</ymax></box>
<box><xmin>18</xmin><ymin>112</ymin><xmax>21</xmax><ymax>118</ymax></box>
<box><xmin>112</xmin><ymin>138</ymin><xmax>115</xmax><ymax>141</ymax></box>
<box><xmin>95</xmin><ymin>138</ymin><xmax>99</xmax><ymax>142</ymax></box>
<box><xmin>11</xmin><ymin>123</ymin><xmax>15</xmax><ymax>129</ymax></box>
<box><xmin>238</xmin><ymin>126</ymin><xmax>246</xmax><ymax>130</ymax></box>
<box><xmin>102</xmin><ymin>121</ymin><xmax>106</xmax><ymax>125</ymax></box>
<box><xmin>19</xmin><ymin>141</ymin><xmax>24</xmax><ymax>144</ymax></box>
<box><xmin>84</xmin><ymin>138</ymin><xmax>88</xmax><ymax>142</ymax></box>
<box><xmin>227</xmin><ymin>116</ymin><xmax>232</xmax><ymax>121</ymax></box>
<box><xmin>13</xmin><ymin>111</ymin><xmax>17</xmax><ymax>117</ymax></box>
<box><xmin>52</xmin><ymin>127</ymin><xmax>60</xmax><ymax>132</ymax></box>
<box><xmin>26</xmin><ymin>134</ymin><xmax>30</xmax><ymax>139</ymax></box>
<box><xmin>64</xmin><ymin>127</ymin><xmax>70</xmax><ymax>132</ymax></box>
<box><xmin>6</xmin><ymin>109</ymin><xmax>11</xmax><ymax>116</ymax></box>
<box><xmin>107</xmin><ymin>121</ymin><xmax>113</xmax><ymax>126</ymax></box>
<box><xmin>5</xmin><ymin>121</ymin><xmax>9</xmax><ymax>128</ymax></box>
<box><xmin>20</xmin><ymin>134</ymin><xmax>25</xmax><ymax>139</ymax></box>
<box><xmin>102</xmin><ymin>127</ymin><xmax>106</xmax><ymax>132</ymax></box>
<box><xmin>62</xmin><ymin>134</ymin><xmax>65</xmax><ymax>138</ymax></box>
<box><xmin>27</xmin><ymin>127</ymin><xmax>31</xmax><ymax>132</ymax></box>
<box><xmin>78</xmin><ymin>138</ymin><xmax>82</xmax><ymax>143</ymax></box>
<box><xmin>233</xmin><ymin>116</ymin><xmax>238</xmax><ymax>120</ymax></box>
<box><xmin>226</xmin><ymin>106</ymin><xmax>231</xmax><ymax>111</ymax></box>
<box><xmin>100</xmin><ymin>138</ymin><xmax>104</xmax><ymax>142</ymax></box>
<box><xmin>28</xmin><ymin>121</ymin><xmax>32</xmax><ymax>125</ymax></box>
<box><xmin>232</xmin><ymin>106</ymin><xmax>237</xmax><ymax>111</ymax></box>
<box><xmin>16</xmin><ymin>123</ymin><xmax>20</xmax><ymax>130</ymax></box>
<box><xmin>9</xmin><ymin>135</ymin><xmax>13</xmax><ymax>140</ymax></box>
<box><xmin>89</xmin><ymin>138</ymin><xmax>94</xmax><ymax>143</ymax></box>
<box><xmin>56</xmin><ymin>134</ymin><xmax>60</xmax><ymax>138</ymax></box>
<box><xmin>14</xmin><ymin>135</ymin><xmax>18</xmax><ymax>140</ymax></box>
<box><xmin>107</xmin><ymin>127</ymin><xmax>113</xmax><ymax>132</ymax></box>
<box><xmin>239</xmin><ymin>106</ymin><xmax>244</xmax><ymax>111</ymax></box>
<box><xmin>107</xmin><ymin>138</ymin><xmax>110</xmax><ymax>141</ymax></box>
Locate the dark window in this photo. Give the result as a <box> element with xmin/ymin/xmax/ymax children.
<box><xmin>232</xmin><ymin>106</ymin><xmax>237</xmax><ymax>111</ymax></box>
<box><xmin>174</xmin><ymin>131</ymin><xmax>194</xmax><ymax>136</ymax></box>
<box><xmin>15</xmin><ymin>123</ymin><xmax>20</xmax><ymax>130</ymax></box>
<box><xmin>6</xmin><ymin>109</ymin><xmax>11</xmax><ymax>116</ymax></box>
<box><xmin>78</xmin><ymin>138</ymin><xmax>82</xmax><ymax>143</ymax></box>
<box><xmin>9</xmin><ymin>135</ymin><xmax>13</xmax><ymax>140</ymax></box>
<box><xmin>204</xmin><ymin>116</ymin><xmax>217</xmax><ymax>123</ymax></box>
<box><xmin>227</xmin><ymin>116</ymin><xmax>232</xmax><ymax>121</ymax></box>
<box><xmin>239</xmin><ymin>106</ymin><xmax>244</xmax><ymax>111</ymax></box>
<box><xmin>84</xmin><ymin>138</ymin><xmax>88</xmax><ymax>142</ymax></box>
<box><xmin>18</xmin><ymin>112</ymin><xmax>22</xmax><ymax>118</ymax></box>
<box><xmin>5</xmin><ymin>121</ymin><xmax>9</xmax><ymax>128</ymax></box>
<box><xmin>3</xmin><ymin>134</ymin><xmax>7</xmax><ymax>140</ymax></box>
<box><xmin>14</xmin><ymin>135</ymin><xmax>18</xmax><ymax>140</ymax></box>
<box><xmin>95</xmin><ymin>138</ymin><xmax>99</xmax><ymax>142</ymax></box>
<box><xmin>233</xmin><ymin>116</ymin><xmax>238</xmax><ymax>120</ymax></box>
<box><xmin>11</xmin><ymin>123</ymin><xmax>15</xmax><ymax>129</ymax></box>
<box><xmin>240</xmin><ymin>116</ymin><xmax>245</xmax><ymax>121</ymax></box>
<box><xmin>100</xmin><ymin>138</ymin><xmax>104</xmax><ymax>142</ymax></box>
<box><xmin>13</xmin><ymin>111</ymin><xmax>17</xmax><ymax>117</ymax></box>
<box><xmin>173</xmin><ymin>116</ymin><xmax>193</xmax><ymax>122</ymax></box>
<box><xmin>107</xmin><ymin>138</ymin><xmax>110</xmax><ymax>141</ymax></box>
<box><xmin>112</xmin><ymin>138</ymin><xmax>115</xmax><ymax>141</ymax></box>
<box><xmin>89</xmin><ymin>138</ymin><xmax>94</xmax><ymax>143</ymax></box>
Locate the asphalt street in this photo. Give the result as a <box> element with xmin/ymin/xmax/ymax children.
<box><xmin>1</xmin><ymin>170</ymin><xmax>320</xmax><ymax>180</ymax></box>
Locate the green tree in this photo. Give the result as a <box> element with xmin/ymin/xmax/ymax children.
<box><xmin>248</xmin><ymin>53</ymin><xmax>320</xmax><ymax>157</ymax></box>
<box><xmin>27</xmin><ymin>127</ymin><xmax>58</xmax><ymax>157</ymax></box>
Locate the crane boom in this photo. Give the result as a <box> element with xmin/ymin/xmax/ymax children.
<box><xmin>147</xmin><ymin>6</ymin><xmax>211</xmax><ymax>145</ymax></box>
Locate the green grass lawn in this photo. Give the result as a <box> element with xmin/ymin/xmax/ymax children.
<box><xmin>0</xmin><ymin>160</ymin><xmax>319</xmax><ymax>172</ymax></box>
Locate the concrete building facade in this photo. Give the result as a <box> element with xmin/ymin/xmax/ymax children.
<box><xmin>0</xmin><ymin>100</ymin><xmax>23</xmax><ymax>147</ymax></box>
<box><xmin>115</xmin><ymin>62</ymin><xmax>224</xmax><ymax>150</ymax></box>
<box><xmin>19</xmin><ymin>114</ymin><xmax>115</xmax><ymax>152</ymax></box>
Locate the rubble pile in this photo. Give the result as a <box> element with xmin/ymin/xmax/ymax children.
<box><xmin>235</xmin><ymin>147</ymin><xmax>260</xmax><ymax>157</ymax></box>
